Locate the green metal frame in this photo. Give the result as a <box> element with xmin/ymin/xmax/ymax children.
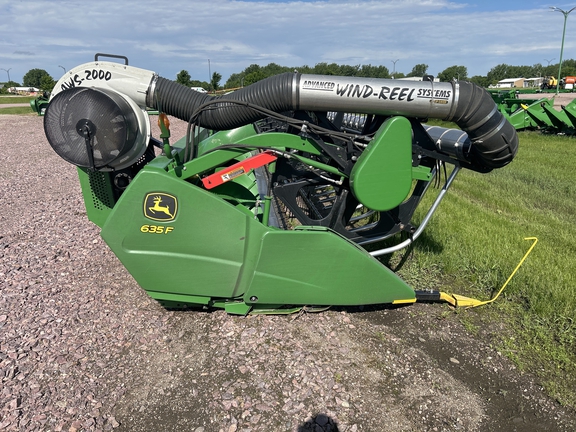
<box><xmin>75</xmin><ymin>118</ymin><xmax>424</xmax><ymax>314</ymax></box>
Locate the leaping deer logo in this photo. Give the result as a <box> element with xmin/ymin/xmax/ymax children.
<box><xmin>149</xmin><ymin>196</ymin><xmax>174</xmax><ymax>218</ymax></box>
<box><xmin>144</xmin><ymin>193</ymin><xmax>177</xmax><ymax>221</ymax></box>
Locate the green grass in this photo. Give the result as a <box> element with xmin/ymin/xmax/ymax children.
<box><xmin>0</xmin><ymin>95</ymin><xmax>35</xmax><ymax>115</ymax></box>
<box><xmin>0</xmin><ymin>106</ymin><xmax>35</xmax><ymax>115</ymax></box>
<box><xmin>389</xmin><ymin>130</ymin><xmax>576</xmax><ymax>407</ymax></box>
<box><xmin>0</xmin><ymin>95</ymin><xmax>35</xmax><ymax>104</ymax></box>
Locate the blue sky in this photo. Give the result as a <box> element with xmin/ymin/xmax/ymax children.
<box><xmin>1</xmin><ymin>0</ymin><xmax>575</xmax><ymax>85</ymax></box>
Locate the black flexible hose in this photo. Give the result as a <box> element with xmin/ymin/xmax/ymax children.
<box><xmin>450</xmin><ymin>81</ymin><xmax>518</xmax><ymax>170</ymax></box>
<box><xmin>151</xmin><ymin>73</ymin><xmax>297</xmax><ymax>130</ymax></box>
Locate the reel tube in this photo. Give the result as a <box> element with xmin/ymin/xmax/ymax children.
<box><xmin>150</xmin><ymin>73</ymin><xmax>518</xmax><ymax>171</ymax></box>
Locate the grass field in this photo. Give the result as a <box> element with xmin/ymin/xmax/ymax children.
<box><xmin>390</xmin><ymin>129</ymin><xmax>576</xmax><ymax>407</ymax></box>
<box><xmin>0</xmin><ymin>106</ymin><xmax>35</xmax><ymax>115</ymax></box>
<box><xmin>0</xmin><ymin>95</ymin><xmax>36</xmax><ymax>115</ymax></box>
<box><xmin>0</xmin><ymin>95</ymin><xmax>35</xmax><ymax>104</ymax></box>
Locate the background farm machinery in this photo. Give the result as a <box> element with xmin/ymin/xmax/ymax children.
<box><xmin>490</xmin><ymin>84</ymin><xmax>576</xmax><ymax>135</ymax></box>
<box><xmin>36</xmin><ymin>54</ymin><xmax>518</xmax><ymax>314</ymax></box>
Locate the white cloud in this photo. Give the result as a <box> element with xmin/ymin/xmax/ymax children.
<box><xmin>0</xmin><ymin>0</ymin><xmax>567</xmax><ymax>84</ymax></box>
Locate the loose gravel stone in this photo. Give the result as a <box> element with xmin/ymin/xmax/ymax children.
<box><xmin>1</xmin><ymin>113</ymin><xmax>576</xmax><ymax>431</ymax></box>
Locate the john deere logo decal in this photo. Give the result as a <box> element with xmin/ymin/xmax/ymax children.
<box><xmin>144</xmin><ymin>193</ymin><xmax>177</xmax><ymax>221</ymax></box>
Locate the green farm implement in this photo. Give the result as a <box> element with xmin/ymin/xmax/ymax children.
<box><xmin>36</xmin><ymin>54</ymin><xmax>519</xmax><ymax>314</ymax></box>
<box><xmin>490</xmin><ymin>88</ymin><xmax>576</xmax><ymax>134</ymax></box>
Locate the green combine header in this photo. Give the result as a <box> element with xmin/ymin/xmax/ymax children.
<box><xmin>34</xmin><ymin>53</ymin><xmax>520</xmax><ymax>314</ymax></box>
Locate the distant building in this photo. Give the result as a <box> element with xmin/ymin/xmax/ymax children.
<box><xmin>495</xmin><ymin>78</ymin><xmax>525</xmax><ymax>88</ymax></box>
<box><xmin>523</xmin><ymin>77</ymin><xmax>544</xmax><ymax>88</ymax></box>
<box><xmin>8</xmin><ymin>86</ymin><xmax>40</xmax><ymax>95</ymax></box>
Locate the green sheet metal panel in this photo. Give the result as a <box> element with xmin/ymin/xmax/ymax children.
<box><xmin>100</xmin><ymin>167</ymin><xmax>267</xmax><ymax>300</ymax></box>
<box><xmin>77</xmin><ymin>167</ymin><xmax>116</xmax><ymax>228</ymax></box>
<box><xmin>245</xmin><ymin>227</ymin><xmax>415</xmax><ymax>306</ymax></box>
<box><xmin>349</xmin><ymin>116</ymin><xmax>413</xmax><ymax>211</ymax></box>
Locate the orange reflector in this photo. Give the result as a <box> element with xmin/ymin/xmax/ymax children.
<box><xmin>158</xmin><ymin>113</ymin><xmax>170</xmax><ymax>131</ymax></box>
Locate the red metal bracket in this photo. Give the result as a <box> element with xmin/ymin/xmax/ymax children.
<box><xmin>201</xmin><ymin>151</ymin><xmax>278</xmax><ymax>190</ymax></box>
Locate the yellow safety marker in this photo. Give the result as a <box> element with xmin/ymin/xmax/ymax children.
<box><xmin>392</xmin><ymin>298</ymin><xmax>417</xmax><ymax>305</ymax></box>
<box><xmin>440</xmin><ymin>237</ymin><xmax>538</xmax><ymax>308</ymax></box>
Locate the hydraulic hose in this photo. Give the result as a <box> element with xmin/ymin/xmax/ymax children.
<box><xmin>148</xmin><ymin>73</ymin><xmax>518</xmax><ymax>171</ymax></box>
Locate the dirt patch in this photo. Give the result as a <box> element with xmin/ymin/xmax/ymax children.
<box><xmin>1</xmin><ymin>114</ymin><xmax>576</xmax><ymax>431</ymax></box>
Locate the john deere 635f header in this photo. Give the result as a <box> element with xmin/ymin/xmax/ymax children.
<box><xmin>40</xmin><ymin>54</ymin><xmax>518</xmax><ymax>314</ymax></box>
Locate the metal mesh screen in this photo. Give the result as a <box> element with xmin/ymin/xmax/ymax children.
<box><xmin>43</xmin><ymin>87</ymin><xmax>139</xmax><ymax>169</ymax></box>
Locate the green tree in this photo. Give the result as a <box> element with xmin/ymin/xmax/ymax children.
<box><xmin>468</xmin><ymin>75</ymin><xmax>490</xmax><ymax>87</ymax></box>
<box><xmin>225</xmin><ymin>72</ymin><xmax>243</xmax><ymax>88</ymax></box>
<box><xmin>532</xmin><ymin>63</ymin><xmax>544</xmax><ymax>78</ymax></box>
<box><xmin>39</xmin><ymin>74</ymin><xmax>56</xmax><ymax>92</ymax></box>
<box><xmin>337</xmin><ymin>64</ymin><xmax>361</xmax><ymax>76</ymax></box>
<box><xmin>244</xmin><ymin>70</ymin><xmax>266</xmax><ymax>86</ymax></box>
<box><xmin>261</xmin><ymin>63</ymin><xmax>290</xmax><ymax>77</ymax></box>
<box><xmin>225</xmin><ymin>62</ymin><xmax>294</xmax><ymax>88</ymax></box>
<box><xmin>484</xmin><ymin>62</ymin><xmax>559</xmax><ymax>85</ymax></box>
<box><xmin>511</xmin><ymin>65</ymin><xmax>536</xmax><ymax>78</ymax></box>
<box><xmin>210</xmin><ymin>72</ymin><xmax>222</xmax><ymax>91</ymax></box>
<box><xmin>407</xmin><ymin>63</ymin><xmax>428</xmax><ymax>77</ymax></box>
<box><xmin>312</xmin><ymin>62</ymin><xmax>337</xmax><ymax>75</ymax></box>
<box><xmin>244</xmin><ymin>64</ymin><xmax>262</xmax><ymax>75</ymax></box>
<box><xmin>176</xmin><ymin>70</ymin><xmax>191</xmax><ymax>86</ymax></box>
<box><xmin>542</xmin><ymin>63</ymin><xmax>558</xmax><ymax>77</ymax></box>
<box><xmin>190</xmin><ymin>79</ymin><xmax>209</xmax><ymax>90</ymax></box>
<box><xmin>486</xmin><ymin>64</ymin><xmax>511</xmax><ymax>85</ymax></box>
<box><xmin>297</xmin><ymin>65</ymin><xmax>313</xmax><ymax>74</ymax></box>
<box><xmin>358</xmin><ymin>64</ymin><xmax>390</xmax><ymax>78</ymax></box>
<box><xmin>558</xmin><ymin>59</ymin><xmax>576</xmax><ymax>77</ymax></box>
<box><xmin>23</xmin><ymin>68</ymin><xmax>51</xmax><ymax>88</ymax></box>
<box><xmin>437</xmin><ymin>65</ymin><xmax>468</xmax><ymax>82</ymax></box>
<box><xmin>0</xmin><ymin>80</ymin><xmax>21</xmax><ymax>94</ymax></box>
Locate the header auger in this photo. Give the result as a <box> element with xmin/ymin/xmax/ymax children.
<box><xmin>38</xmin><ymin>53</ymin><xmax>518</xmax><ymax>314</ymax></box>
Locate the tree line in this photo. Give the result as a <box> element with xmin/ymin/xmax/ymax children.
<box><xmin>5</xmin><ymin>60</ymin><xmax>576</xmax><ymax>95</ymax></box>
<box><xmin>178</xmin><ymin>60</ymin><xmax>576</xmax><ymax>90</ymax></box>
<box><xmin>0</xmin><ymin>68</ymin><xmax>56</xmax><ymax>94</ymax></box>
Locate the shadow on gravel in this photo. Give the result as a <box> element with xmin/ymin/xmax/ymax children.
<box><xmin>356</xmin><ymin>302</ymin><xmax>576</xmax><ymax>432</ymax></box>
<box><xmin>297</xmin><ymin>413</ymin><xmax>339</xmax><ymax>431</ymax></box>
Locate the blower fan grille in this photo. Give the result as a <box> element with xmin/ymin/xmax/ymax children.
<box><xmin>44</xmin><ymin>87</ymin><xmax>148</xmax><ymax>171</ymax></box>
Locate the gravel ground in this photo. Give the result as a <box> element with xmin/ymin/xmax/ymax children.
<box><xmin>516</xmin><ymin>92</ymin><xmax>576</xmax><ymax>108</ymax></box>
<box><xmin>2</xmin><ymin>114</ymin><xmax>576</xmax><ymax>432</ymax></box>
<box><xmin>0</xmin><ymin>104</ymin><xmax>30</xmax><ymax>109</ymax></box>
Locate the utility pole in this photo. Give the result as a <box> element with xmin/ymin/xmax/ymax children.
<box><xmin>550</xmin><ymin>6</ymin><xmax>576</xmax><ymax>95</ymax></box>
<box><xmin>208</xmin><ymin>59</ymin><xmax>211</xmax><ymax>92</ymax></box>
<box><xmin>391</xmin><ymin>59</ymin><xmax>399</xmax><ymax>78</ymax></box>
